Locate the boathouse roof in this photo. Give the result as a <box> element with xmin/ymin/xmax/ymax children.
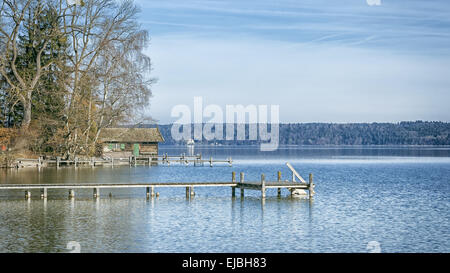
<box><xmin>99</xmin><ymin>128</ymin><xmax>164</xmax><ymax>143</ymax></box>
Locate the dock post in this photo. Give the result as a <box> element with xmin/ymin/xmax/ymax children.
<box><xmin>209</xmin><ymin>157</ymin><xmax>213</xmax><ymax>167</ymax></box>
<box><xmin>41</xmin><ymin>188</ymin><xmax>47</xmax><ymax>199</ymax></box>
<box><xmin>240</xmin><ymin>172</ymin><xmax>244</xmax><ymax>198</ymax></box>
<box><xmin>25</xmin><ymin>190</ymin><xmax>31</xmax><ymax>199</ymax></box>
<box><xmin>309</xmin><ymin>173</ymin><xmax>315</xmax><ymax>199</ymax></box>
<box><xmin>261</xmin><ymin>174</ymin><xmax>266</xmax><ymax>199</ymax></box>
<box><xmin>129</xmin><ymin>156</ymin><xmax>132</xmax><ymax>166</ymax></box>
<box><xmin>186</xmin><ymin>187</ymin><xmax>190</xmax><ymax>198</ymax></box>
<box><xmin>111</xmin><ymin>157</ymin><xmax>114</xmax><ymax>167</ymax></box>
<box><xmin>190</xmin><ymin>187</ymin><xmax>195</xmax><ymax>196</ymax></box>
<box><xmin>146</xmin><ymin>187</ymin><xmax>150</xmax><ymax>199</ymax></box>
<box><xmin>74</xmin><ymin>157</ymin><xmax>78</xmax><ymax>168</ymax></box>
<box><xmin>69</xmin><ymin>189</ymin><xmax>75</xmax><ymax>199</ymax></box>
<box><xmin>231</xmin><ymin>172</ymin><xmax>236</xmax><ymax>198</ymax></box>
<box><xmin>38</xmin><ymin>156</ymin><xmax>41</xmax><ymax>167</ymax></box>
<box><xmin>229</xmin><ymin>157</ymin><xmax>232</xmax><ymax>167</ymax></box>
<box><xmin>94</xmin><ymin>188</ymin><xmax>100</xmax><ymax>199</ymax></box>
<box><xmin>277</xmin><ymin>171</ymin><xmax>281</xmax><ymax>197</ymax></box>
<box><xmin>151</xmin><ymin>186</ymin><xmax>155</xmax><ymax>197</ymax></box>
<box><xmin>91</xmin><ymin>157</ymin><xmax>95</xmax><ymax>167</ymax></box>
<box><xmin>56</xmin><ymin>156</ymin><xmax>60</xmax><ymax>168</ymax></box>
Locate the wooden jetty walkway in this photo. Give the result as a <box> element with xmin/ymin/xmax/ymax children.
<box><xmin>0</xmin><ymin>164</ymin><xmax>315</xmax><ymax>200</ymax></box>
<box><xmin>15</xmin><ymin>153</ymin><xmax>232</xmax><ymax>168</ymax></box>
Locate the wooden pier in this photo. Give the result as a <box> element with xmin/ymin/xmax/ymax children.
<box><xmin>14</xmin><ymin>154</ymin><xmax>232</xmax><ymax>168</ymax></box>
<box><xmin>0</xmin><ymin>164</ymin><xmax>314</xmax><ymax>200</ymax></box>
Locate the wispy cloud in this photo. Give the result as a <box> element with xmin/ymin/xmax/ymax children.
<box><xmin>138</xmin><ymin>0</ymin><xmax>450</xmax><ymax>54</ymax></box>
<box><xmin>137</xmin><ymin>0</ymin><xmax>450</xmax><ymax>122</ymax></box>
<box><xmin>147</xmin><ymin>36</ymin><xmax>450</xmax><ymax>123</ymax></box>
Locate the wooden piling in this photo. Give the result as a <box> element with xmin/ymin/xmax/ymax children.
<box><xmin>56</xmin><ymin>157</ymin><xmax>60</xmax><ymax>168</ymax></box>
<box><xmin>146</xmin><ymin>187</ymin><xmax>150</xmax><ymax>199</ymax></box>
<box><xmin>277</xmin><ymin>171</ymin><xmax>281</xmax><ymax>197</ymax></box>
<box><xmin>309</xmin><ymin>173</ymin><xmax>315</xmax><ymax>198</ymax></box>
<box><xmin>69</xmin><ymin>189</ymin><xmax>75</xmax><ymax>199</ymax></box>
<box><xmin>186</xmin><ymin>187</ymin><xmax>190</xmax><ymax>198</ymax></box>
<box><xmin>25</xmin><ymin>191</ymin><xmax>31</xmax><ymax>199</ymax></box>
<box><xmin>94</xmin><ymin>188</ymin><xmax>99</xmax><ymax>198</ymax></box>
<box><xmin>261</xmin><ymin>174</ymin><xmax>266</xmax><ymax>199</ymax></box>
<box><xmin>240</xmin><ymin>172</ymin><xmax>245</xmax><ymax>198</ymax></box>
<box><xmin>74</xmin><ymin>157</ymin><xmax>78</xmax><ymax>168</ymax></box>
<box><xmin>209</xmin><ymin>156</ymin><xmax>213</xmax><ymax>167</ymax></box>
<box><xmin>231</xmin><ymin>172</ymin><xmax>236</xmax><ymax>197</ymax></box>
<box><xmin>41</xmin><ymin>188</ymin><xmax>47</xmax><ymax>199</ymax></box>
<box><xmin>190</xmin><ymin>187</ymin><xmax>195</xmax><ymax>196</ymax></box>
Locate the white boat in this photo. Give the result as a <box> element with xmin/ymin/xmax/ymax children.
<box><xmin>186</xmin><ymin>139</ymin><xmax>195</xmax><ymax>146</ymax></box>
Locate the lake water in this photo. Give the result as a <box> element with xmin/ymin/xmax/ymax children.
<box><xmin>0</xmin><ymin>146</ymin><xmax>449</xmax><ymax>253</ymax></box>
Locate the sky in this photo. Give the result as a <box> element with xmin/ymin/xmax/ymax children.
<box><xmin>134</xmin><ymin>0</ymin><xmax>450</xmax><ymax>123</ymax></box>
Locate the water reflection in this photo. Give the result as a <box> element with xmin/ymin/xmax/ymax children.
<box><xmin>0</xmin><ymin>147</ymin><xmax>449</xmax><ymax>252</ymax></box>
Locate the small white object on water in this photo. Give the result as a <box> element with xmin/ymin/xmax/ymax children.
<box><xmin>290</xmin><ymin>189</ymin><xmax>307</xmax><ymax>198</ymax></box>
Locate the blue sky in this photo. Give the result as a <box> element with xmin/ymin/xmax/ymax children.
<box><xmin>135</xmin><ymin>0</ymin><xmax>450</xmax><ymax>123</ymax></box>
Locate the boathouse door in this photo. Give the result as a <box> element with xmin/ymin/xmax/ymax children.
<box><xmin>133</xmin><ymin>144</ymin><xmax>140</xmax><ymax>156</ymax></box>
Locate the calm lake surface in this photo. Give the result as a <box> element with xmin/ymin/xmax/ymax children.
<box><xmin>1</xmin><ymin>146</ymin><xmax>449</xmax><ymax>253</ymax></box>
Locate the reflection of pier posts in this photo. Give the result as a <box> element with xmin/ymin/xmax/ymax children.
<box><xmin>231</xmin><ymin>172</ymin><xmax>236</xmax><ymax>198</ymax></box>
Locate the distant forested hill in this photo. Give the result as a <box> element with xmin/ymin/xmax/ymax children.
<box><xmin>138</xmin><ymin>121</ymin><xmax>450</xmax><ymax>145</ymax></box>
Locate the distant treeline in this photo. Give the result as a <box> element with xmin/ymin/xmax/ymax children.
<box><xmin>140</xmin><ymin>121</ymin><xmax>450</xmax><ymax>146</ymax></box>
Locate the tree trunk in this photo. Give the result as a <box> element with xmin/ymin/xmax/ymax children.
<box><xmin>21</xmin><ymin>92</ymin><xmax>32</xmax><ymax>130</ymax></box>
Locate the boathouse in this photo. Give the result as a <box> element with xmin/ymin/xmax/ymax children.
<box><xmin>99</xmin><ymin>128</ymin><xmax>164</xmax><ymax>158</ymax></box>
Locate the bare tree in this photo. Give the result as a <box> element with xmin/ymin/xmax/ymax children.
<box><xmin>0</xmin><ymin>0</ymin><xmax>64</xmax><ymax>130</ymax></box>
<box><xmin>1</xmin><ymin>0</ymin><xmax>154</xmax><ymax>157</ymax></box>
<box><xmin>60</xmin><ymin>0</ymin><xmax>154</xmax><ymax>157</ymax></box>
